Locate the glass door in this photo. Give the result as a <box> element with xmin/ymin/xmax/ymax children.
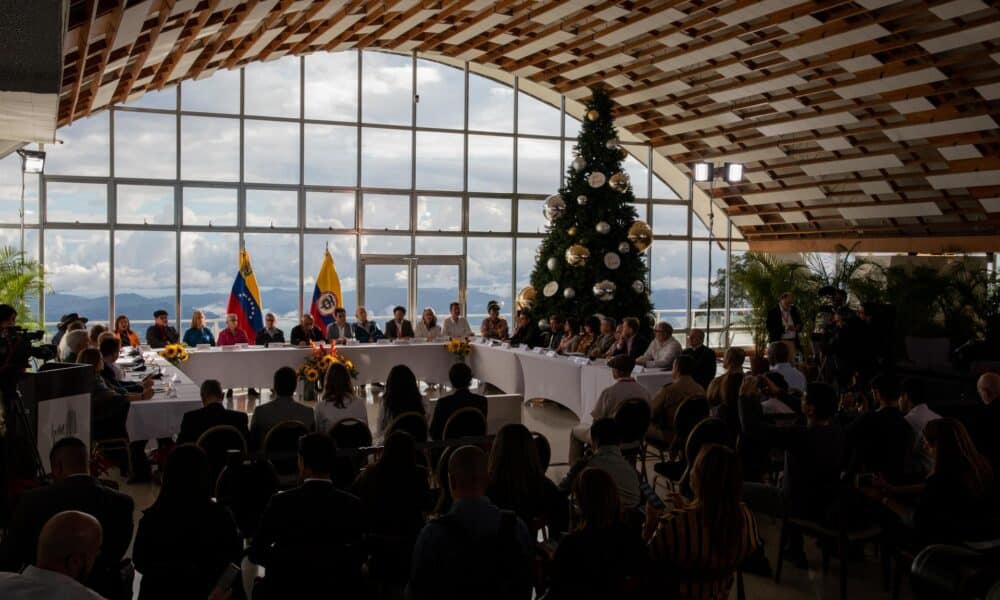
<box><xmin>359</xmin><ymin>255</ymin><xmax>464</xmax><ymax>327</ymax></box>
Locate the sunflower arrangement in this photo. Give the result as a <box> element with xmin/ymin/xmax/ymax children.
<box><xmin>159</xmin><ymin>343</ymin><xmax>189</xmax><ymax>367</ymax></box>
<box><xmin>446</xmin><ymin>338</ymin><xmax>471</xmax><ymax>362</ymax></box>
<box><xmin>298</xmin><ymin>341</ymin><xmax>358</xmax><ymax>384</ymax></box>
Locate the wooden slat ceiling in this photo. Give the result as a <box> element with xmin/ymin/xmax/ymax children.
<box><xmin>58</xmin><ymin>0</ymin><xmax>1000</xmax><ymax>251</ymax></box>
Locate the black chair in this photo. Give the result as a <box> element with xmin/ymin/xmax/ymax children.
<box><xmin>434</xmin><ymin>445</ymin><xmax>457</xmax><ymax>515</ymax></box>
<box><xmin>649</xmin><ymin>395</ymin><xmax>709</xmax><ymax>487</ymax></box>
<box><xmin>908</xmin><ymin>544</ymin><xmax>1000</xmax><ymax>600</ymax></box>
<box><xmin>654</xmin><ymin>417</ymin><xmax>730</xmax><ymax>494</ymax></box>
<box><xmin>614</xmin><ymin>398</ymin><xmax>652</xmax><ymax>479</ymax></box>
<box><xmin>215</xmin><ymin>458</ymin><xmax>279</xmax><ymax>539</ymax></box>
<box><xmin>329</xmin><ymin>418</ymin><xmax>374</xmax><ymax>474</ymax></box>
<box><xmin>385</xmin><ymin>411</ymin><xmax>429</xmax><ymax>443</ymax></box>
<box><xmin>532</xmin><ymin>431</ymin><xmax>552</xmax><ymax>473</ymax></box>
<box><xmin>262</xmin><ymin>420</ymin><xmax>310</xmax><ymax>488</ymax></box>
<box><xmin>196</xmin><ymin>424</ymin><xmax>248</xmax><ymax>485</ymax></box>
<box><xmin>442</xmin><ymin>407</ymin><xmax>487</xmax><ymax>440</ymax></box>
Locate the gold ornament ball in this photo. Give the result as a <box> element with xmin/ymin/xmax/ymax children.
<box><xmin>565</xmin><ymin>243</ymin><xmax>591</xmax><ymax>267</ymax></box>
<box><xmin>609</xmin><ymin>172</ymin><xmax>630</xmax><ymax>193</ymax></box>
<box><xmin>586</xmin><ymin>109</ymin><xmax>600</xmax><ymax>122</ymax></box>
<box><xmin>516</xmin><ymin>286</ymin><xmax>537</xmax><ymax>310</ymax></box>
<box><xmin>567</xmin><ymin>226</ymin><xmax>577</xmax><ymax>236</ymax></box>
<box><xmin>627</xmin><ymin>220</ymin><xmax>653</xmax><ymax>253</ymax></box>
<box><xmin>618</xmin><ymin>147</ymin><xmax>628</xmax><ymax>160</ymax></box>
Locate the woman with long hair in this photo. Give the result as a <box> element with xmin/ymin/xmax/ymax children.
<box><xmin>414</xmin><ymin>307</ymin><xmax>442</xmax><ymax>340</ymax></box>
<box><xmin>576</xmin><ymin>316</ymin><xmax>600</xmax><ymax>355</ymax></box>
<box><xmin>182</xmin><ymin>309</ymin><xmax>215</xmax><ymax>347</ymax></box>
<box><xmin>487</xmin><ymin>424</ymin><xmax>568</xmax><ymax>535</ymax></box>
<box><xmin>115</xmin><ymin>314</ymin><xmax>140</xmax><ymax>347</ymax></box>
<box><xmin>378</xmin><ymin>364</ymin><xmax>426</xmax><ymax>435</ymax></box>
<box><xmin>133</xmin><ymin>444</ymin><xmax>241</xmax><ymax>599</ymax></box>
<box><xmin>548</xmin><ymin>468</ymin><xmax>649</xmax><ymax>599</ymax></box>
<box><xmin>644</xmin><ymin>444</ymin><xmax>759</xmax><ymax>600</ymax></box>
<box><xmin>557</xmin><ymin>317</ymin><xmax>581</xmax><ymax>354</ymax></box>
<box><xmin>316</xmin><ymin>361</ymin><xmax>367</xmax><ymax>432</ymax></box>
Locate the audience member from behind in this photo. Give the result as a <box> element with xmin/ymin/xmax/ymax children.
<box><xmin>87</xmin><ymin>324</ymin><xmax>107</xmax><ymax>348</ymax></box>
<box><xmin>644</xmin><ymin>445</ymin><xmax>760</xmax><ymax>600</ymax></box>
<box><xmin>638</xmin><ymin>321</ymin><xmax>681</xmax><ymax>368</ymax></box>
<box><xmin>250</xmin><ymin>366</ymin><xmax>315</xmax><ymax>451</ymax></box>
<box><xmin>706</xmin><ymin>346</ymin><xmax>745</xmax><ymax>417</ymax></box>
<box><xmin>682</xmin><ymin>328</ymin><xmax>717</xmax><ymax>389</ymax></box>
<box><xmin>973</xmin><ymin>372</ymin><xmax>1000</xmax><ymax>473</ymax></box>
<box><xmin>429</xmin><ymin>362</ymin><xmax>487</xmax><ymax>440</ymax></box>
<box><xmin>349</xmin><ymin>431</ymin><xmax>430</xmax><ymax>586</ymax></box>
<box><xmin>315</xmin><ymin>362</ymin><xmax>367</xmax><ymax>433</ymax></box>
<box><xmin>844</xmin><ymin>374</ymin><xmax>912</xmax><ymax>484</ymax></box>
<box><xmin>408</xmin><ymin>445</ymin><xmax>534</xmax><ymax>600</ymax></box>
<box><xmin>651</xmin><ymin>355</ymin><xmax>706</xmax><ymax>438</ymax></box>
<box><xmin>900</xmin><ymin>377</ymin><xmax>941</xmax><ymax>474</ymax></box>
<box><xmin>3</xmin><ymin>438</ymin><xmax>133</xmax><ymax>598</ymax></box>
<box><xmin>182</xmin><ymin>309</ymin><xmax>215</xmax><ymax>347</ymax></box>
<box><xmin>559</xmin><ymin>418</ymin><xmax>640</xmax><ymax>510</ymax></box>
<box><xmin>52</xmin><ymin>312</ymin><xmax>88</xmax><ymax>348</ymax></box>
<box><xmin>548</xmin><ymin>468</ymin><xmax>650</xmax><ymax>600</ymax></box>
<box><xmin>145</xmin><ymin>310</ymin><xmax>179</xmax><ymax>348</ymax></box>
<box><xmin>177</xmin><ymin>379</ymin><xmax>250</xmax><ymax>444</ymax></box>
<box><xmin>377</xmin><ymin>364</ymin><xmax>426</xmax><ymax>438</ymax></box>
<box><xmin>760</xmin><ymin>372</ymin><xmax>795</xmax><ymax>415</ymax></box>
<box><xmin>133</xmin><ymin>444</ymin><xmax>241</xmax><ymax>600</ymax></box>
<box><xmin>0</xmin><ymin>511</ymin><xmax>104</xmax><ymax>599</ymax></box>
<box><xmin>255</xmin><ymin>312</ymin><xmax>285</xmax><ymax>346</ymax></box>
<box><xmin>768</xmin><ymin>341</ymin><xmax>805</xmax><ymax>393</ymax></box>
<box><xmin>77</xmin><ymin>348</ymin><xmax>146</xmax><ymax>444</ymax></box>
<box><xmin>60</xmin><ymin>329</ymin><xmax>90</xmax><ymax>363</ymax></box>
<box><xmin>250</xmin><ymin>433</ymin><xmax>367</xmax><ymax>598</ymax></box>
<box><xmin>488</xmin><ymin>424</ymin><xmax>569</xmax><ymax>536</ymax></box>
<box><xmin>570</xmin><ymin>355</ymin><xmax>649</xmax><ymax>462</ymax></box>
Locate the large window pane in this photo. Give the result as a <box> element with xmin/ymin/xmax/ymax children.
<box><xmin>469</xmin><ymin>197</ymin><xmax>511</xmax><ymax>232</ymax></box>
<box><xmin>622</xmin><ymin>151</ymin><xmax>649</xmax><ymax>199</ymax></box>
<box><xmin>305</xmin><ymin>51</ymin><xmax>358</xmax><ymax>121</ymax></box>
<box><xmin>517</xmin><ymin>199</ymin><xmax>546</xmax><ymax>234</ymax></box>
<box><xmin>652</xmin><ymin>175</ymin><xmax>680</xmax><ymax>200</ymax></box>
<box><xmin>650</xmin><ymin>240</ymin><xmax>689</xmax><ymax>329</ymax></box>
<box><xmin>416</xmin><ymin>196</ymin><xmax>461</xmax><ymax>231</ymax></box>
<box><xmin>181</xmin><ymin>115</ymin><xmax>240</xmax><ymax>181</ymax></box>
<box><xmin>243</xmin><ymin>233</ymin><xmax>300</xmax><ymax>327</ymax></box>
<box><xmin>653</xmin><ymin>204</ymin><xmax>687</xmax><ymax>236</ymax></box>
<box><xmin>183</xmin><ymin>187</ymin><xmax>237</xmax><ymax>226</ymax></box>
<box><xmin>362</xmin><ymin>52</ymin><xmax>412</xmax><ymax>126</ymax></box>
<box><xmin>515</xmin><ymin>237</ymin><xmax>542</xmax><ymax>295</ymax></box>
<box><xmin>468</xmin><ymin>134</ymin><xmax>512</xmax><ymax>193</ymax></box>
<box><xmin>115</xmin><ymin>231</ymin><xmax>176</xmax><ymax>322</ymax></box>
<box><xmin>416</xmin><ymin>59</ymin><xmax>464</xmax><ymax>129</ymax></box>
<box><xmin>117</xmin><ymin>184</ymin><xmax>174</xmax><ymax>225</ymax></box>
<box><xmin>44</xmin><ymin>229</ymin><xmax>109</xmax><ymax>324</ymax></box>
<box><xmin>46</xmin><ymin>182</ymin><xmax>106</xmax><ymax>223</ymax></box>
<box><xmin>244</xmin><ymin>119</ymin><xmax>299</xmax><ymax>183</ymax></box>
<box><xmin>517</xmin><ymin>91</ymin><xmax>561</xmax><ymax>137</ymax></box>
<box><xmin>469</xmin><ymin>73</ymin><xmax>513</xmax><ymax>132</ymax></box>
<box><xmin>361</xmin><ymin>128</ymin><xmax>411</xmax><ymax>188</ymax></box>
<box><xmin>0</xmin><ymin>153</ymin><xmax>38</xmax><ymax>223</ymax></box>
<box><xmin>180</xmin><ymin>231</ymin><xmax>238</xmax><ymax>328</ymax></box>
<box><xmin>45</xmin><ymin>113</ymin><xmax>109</xmax><ymax>176</ymax></box>
<box><xmin>306</xmin><ymin>191</ymin><xmax>354</xmax><ymax>229</ymax></box>
<box><xmin>182</xmin><ymin>68</ymin><xmax>240</xmax><ymax>114</ymax></box>
<box><xmin>245</xmin><ymin>56</ymin><xmax>300</xmax><ymax>118</ymax></box>
<box><xmin>304</xmin><ymin>124</ymin><xmax>357</xmax><ymax>186</ymax></box>
<box><xmin>415</xmin><ymin>236</ymin><xmax>463</xmax><ymax>255</ymax></box>
<box><xmin>363</xmin><ymin>193</ymin><xmax>409</xmax><ymax>230</ymax></box>
<box><xmin>364</xmin><ymin>263</ymin><xmax>409</xmax><ymax>321</ymax></box>
<box><xmin>304</xmin><ymin>233</ymin><xmax>356</xmax><ymax>315</ymax></box>
<box><xmin>517</xmin><ymin>138</ymin><xmax>561</xmax><ymax>194</ymax></box>
<box><xmin>361</xmin><ymin>235</ymin><xmax>410</xmax><ymax>254</ymax></box>
<box><xmin>692</xmin><ymin>240</ymin><xmax>727</xmax><ymax>332</ymax></box>
<box><xmin>468</xmin><ymin>237</ymin><xmax>512</xmax><ymax>321</ymax></box>
<box><xmin>415</xmin><ymin>131</ymin><xmax>463</xmax><ymax>191</ymax></box>
<box><xmin>115</xmin><ymin>111</ymin><xmax>176</xmax><ymax>179</ymax></box>
<box><xmin>246</xmin><ymin>189</ymin><xmax>298</xmax><ymax>227</ymax></box>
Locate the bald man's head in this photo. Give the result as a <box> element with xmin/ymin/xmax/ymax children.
<box><xmin>978</xmin><ymin>372</ymin><xmax>1000</xmax><ymax>405</ymax></box>
<box><xmin>448</xmin><ymin>445</ymin><xmax>488</xmax><ymax>499</ymax></box>
<box><xmin>37</xmin><ymin>511</ymin><xmax>102</xmax><ymax>583</ymax></box>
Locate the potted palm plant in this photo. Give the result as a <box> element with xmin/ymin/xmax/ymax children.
<box><xmin>0</xmin><ymin>245</ymin><xmax>45</xmax><ymax>328</ymax></box>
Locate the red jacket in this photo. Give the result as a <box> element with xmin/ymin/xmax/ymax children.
<box><xmin>217</xmin><ymin>328</ymin><xmax>249</xmax><ymax>346</ymax></box>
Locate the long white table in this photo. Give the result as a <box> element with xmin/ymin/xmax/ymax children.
<box><xmin>124</xmin><ymin>355</ymin><xmax>202</xmax><ymax>440</ymax></box>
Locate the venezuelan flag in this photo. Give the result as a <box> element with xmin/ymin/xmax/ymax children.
<box><xmin>309</xmin><ymin>249</ymin><xmax>343</xmax><ymax>331</ymax></box>
<box><xmin>226</xmin><ymin>249</ymin><xmax>264</xmax><ymax>344</ymax></box>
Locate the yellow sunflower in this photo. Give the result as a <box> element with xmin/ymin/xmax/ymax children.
<box><xmin>177</xmin><ymin>350</ymin><xmax>189</xmax><ymax>362</ymax></box>
<box><xmin>162</xmin><ymin>346</ymin><xmax>178</xmax><ymax>359</ymax></box>
<box><xmin>321</xmin><ymin>354</ymin><xmax>336</xmax><ymax>367</ymax></box>
<box><xmin>304</xmin><ymin>367</ymin><xmax>320</xmax><ymax>382</ymax></box>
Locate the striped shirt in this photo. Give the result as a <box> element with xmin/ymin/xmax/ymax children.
<box><xmin>648</xmin><ymin>503</ymin><xmax>759</xmax><ymax>600</ymax></box>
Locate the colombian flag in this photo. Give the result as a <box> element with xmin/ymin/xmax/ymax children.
<box><xmin>226</xmin><ymin>249</ymin><xmax>264</xmax><ymax>344</ymax></box>
<box><xmin>309</xmin><ymin>249</ymin><xmax>343</xmax><ymax>331</ymax></box>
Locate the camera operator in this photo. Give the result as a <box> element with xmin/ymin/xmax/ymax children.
<box><xmin>0</xmin><ymin>305</ymin><xmax>53</xmax><ymax>400</ymax></box>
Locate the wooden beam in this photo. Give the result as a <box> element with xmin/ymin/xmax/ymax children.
<box><xmin>186</xmin><ymin>2</ymin><xmax>255</xmax><ymax>82</ymax></box>
<box><xmin>68</xmin><ymin>0</ymin><xmax>98</xmax><ymax>120</ymax></box>
<box><xmin>747</xmin><ymin>234</ymin><xmax>1000</xmax><ymax>254</ymax></box>
<box><xmin>223</xmin><ymin>0</ymin><xmax>294</xmax><ymax>70</ymax></box>
<box><xmin>150</xmin><ymin>0</ymin><xmax>221</xmax><ymax>90</ymax></box>
<box><xmin>111</xmin><ymin>0</ymin><xmax>175</xmax><ymax>107</ymax></box>
<box><xmin>82</xmin><ymin>0</ymin><xmax>126</xmax><ymax>118</ymax></box>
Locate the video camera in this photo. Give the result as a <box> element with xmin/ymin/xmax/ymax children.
<box><xmin>12</xmin><ymin>327</ymin><xmax>45</xmax><ymax>342</ymax></box>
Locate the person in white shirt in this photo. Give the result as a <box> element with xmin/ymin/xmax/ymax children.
<box><xmin>413</xmin><ymin>307</ymin><xmax>443</xmax><ymax>340</ymax></box>
<box><xmin>637</xmin><ymin>322</ymin><xmax>682</xmax><ymax>368</ymax></box>
<box><xmin>315</xmin><ymin>362</ymin><xmax>368</xmax><ymax>433</ymax></box>
<box><xmin>768</xmin><ymin>341</ymin><xmax>806</xmax><ymax>393</ymax></box>
<box><xmin>325</xmin><ymin>307</ymin><xmax>355</xmax><ymax>343</ymax></box>
<box><xmin>900</xmin><ymin>377</ymin><xmax>940</xmax><ymax>473</ymax></box>
<box><xmin>760</xmin><ymin>372</ymin><xmax>795</xmax><ymax>415</ymax></box>
<box><xmin>0</xmin><ymin>510</ymin><xmax>106</xmax><ymax>600</ymax></box>
<box><xmin>569</xmin><ymin>355</ymin><xmax>650</xmax><ymax>463</ymax></box>
<box><xmin>441</xmin><ymin>302</ymin><xmax>473</xmax><ymax>339</ymax></box>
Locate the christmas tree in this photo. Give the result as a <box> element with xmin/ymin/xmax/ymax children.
<box><xmin>523</xmin><ymin>86</ymin><xmax>654</xmax><ymax>330</ymax></box>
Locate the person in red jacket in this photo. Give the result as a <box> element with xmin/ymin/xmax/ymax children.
<box><xmin>216</xmin><ymin>313</ymin><xmax>249</xmax><ymax>346</ymax></box>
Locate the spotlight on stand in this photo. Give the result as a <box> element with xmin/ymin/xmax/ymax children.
<box><xmin>16</xmin><ymin>149</ymin><xmax>46</xmax><ymax>174</ymax></box>
<box><xmin>692</xmin><ymin>162</ymin><xmax>714</xmax><ymax>182</ymax></box>
<box><xmin>723</xmin><ymin>162</ymin><xmax>743</xmax><ymax>183</ymax></box>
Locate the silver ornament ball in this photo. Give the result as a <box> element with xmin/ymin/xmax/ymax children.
<box><xmin>571</xmin><ymin>156</ymin><xmax>587</xmax><ymax>172</ymax></box>
<box><xmin>543</xmin><ymin>194</ymin><xmax>567</xmax><ymax>221</ymax></box>
<box><xmin>546</xmin><ymin>257</ymin><xmax>558</xmax><ymax>271</ymax></box>
<box><xmin>576</xmin><ymin>195</ymin><xmax>588</xmax><ymax>206</ymax></box>
<box><xmin>595</xmin><ymin>221</ymin><xmax>610</xmax><ymax>235</ymax></box>
<box><xmin>588</xmin><ymin>171</ymin><xmax>607</xmax><ymax>188</ymax></box>
<box><xmin>632</xmin><ymin>280</ymin><xmax>645</xmax><ymax>293</ymax></box>
<box><xmin>563</xmin><ymin>287</ymin><xmax>576</xmax><ymax>299</ymax></box>
<box><xmin>618</xmin><ymin>241</ymin><xmax>631</xmax><ymax>254</ymax></box>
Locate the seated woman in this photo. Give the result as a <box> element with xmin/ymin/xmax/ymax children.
<box><xmin>315</xmin><ymin>362</ymin><xmax>368</xmax><ymax>433</ymax></box>
<box><xmin>643</xmin><ymin>444</ymin><xmax>760</xmax><ymax>600</ymax></box>
<box><xmin>548</xmin><ymin>468</ymin><xmax>649</xmax><ymax>600</ymax></box>
<box><xmin>133</xmin><ymin>444</ymin><xmax>242</xmax><ymax>600</ymax></box>
<box><xmin>480</xmin><ymin>301</ymin><xmax>509</xmax><ymax>340</ymax></box>
<box><xmin>377</xmin><ymin>364</ymin><xmax>426</xmax><ymax>440</ymax></box>
<box><xmin>414</xmin><ymin>307</ymin><xmax>442</xmax><ymax>340</ymax></box>
<box><xmin>115</xmin><ymin>314</ymin><xmax>141</xmax><ymax>347</ymax></box>
<box><xmin>182</xmin><ymin>310</ymin><xmax>215</xmax><ymax>347</ymax></box>
<box><xmin>576</xmin><ymin>316</ymin><xmax>600</xmax><ymax>356</ymax></box>
<box><xmin>557</xmin><ymin>317</ymin><xmax>582</xmax><ymax>354</ymax></box>
<box><xmin>487</xmin><ymin>424</ymin><xmax>568</xmax><ymax>537</ymax></box>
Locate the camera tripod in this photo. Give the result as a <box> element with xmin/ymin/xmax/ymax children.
<box><xmin>2</xmin><ymin>388</ymin><xmax>47</xmax><ymax>485</ymax></box>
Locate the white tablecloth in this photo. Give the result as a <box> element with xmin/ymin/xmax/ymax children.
<box><xmin>469</xmin><ymin>343</ymin><xmax>523</xmax><ymax>393</ymax></box>
<box><xmin>579</xmin><ymin>364</ymin><xmax>673</xmax><ymax>423</ymax></box>
<box><xmin>515</xmin><ymin>350</ymin><xmax>586</xmax><ymax>418</ymax></box>
<box><xmin>125</xmin><ymin>355</ymin><xmax>202</xmax><ymax>440</ymax></box>
<box><xmin>178</xmin><ymin>346</ymin><xmax>311</xmax><ymax>388</ymax></box>
<box><xmin>338</xmin><ymin>343</ymin><xmax>453</xmax><ymax>385</ymax></box>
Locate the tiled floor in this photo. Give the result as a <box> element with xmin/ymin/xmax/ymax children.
<box><xmin>117</xmin><ymin>389</ymin><xmax>907</xmax><ymax>599</ymax></box>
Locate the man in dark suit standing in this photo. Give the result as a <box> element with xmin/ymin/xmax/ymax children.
<box><xmin>249</xmin><ymin>433</ymin><xmax>367</xmax><ymax>598</ymax></box>
<box><xmin>385</xmin><ymin>306</ymin><xmax>415</xmax><ymax>340</ymax></box>
<box><xmin>766</xmin><ymin>292</ymin><xmax>802</xmax><ymax>347</ymax></box>
<box><xmin>430</xmin><ymin>363</ymin><xmax>488</xmax><ymax>440</ymax></box>
<box><xmin>2</xmin><ymin>437</ymin><xmax>134</xmax><ymax>599</ymax></box>
<box><xmin>177</xmin><ymin>379</ymin><xmax>250</xmax><ymax>444</ymax></box>
<box><xmin>145</xmin><ymin>309</ymin><xmax>179</xmax><ymax>348</ymax></box>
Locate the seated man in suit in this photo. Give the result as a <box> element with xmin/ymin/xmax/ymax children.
<box><xmin>508</xmin><ymin>310</ymin><xmax>540</xmax><ymax>347</ymax></box>
<box><xmin>145</xmin><ymin>309</ymin><xmax>179</xmax><ymax>348</ymax></box>
<box><xmin>612</xmin><ymin>317</ymin><xmax>649</xmax><ymax>362</ymax></box>
<box><xmin>256</xmin><ymin>312</ymin><xmax>286</xmax><ymax>346</ymax></box>
<box><xmin>290</xmin><ymin>314</ymin><xmax>324</xmax><ymax>346</ymax></box>
<box><xmin>385</xmin><ymin>305</ymin><xmax>415</xmax><ymax>340</ymax></box>
<box><xmin>177</xmin><ymin>379</ymin><xmax>250</xmax><ymax>444</ymax></box>
<box><xmin>429</xmin><ymin>363</ymin><xmax>488</xmax><ymax>440</ymax></box>
<box><xmin>248</xmin><ymin>433</ymin><xmax>367</xmax><ymax>598</ymax></box>
<box><xmin>249</xmin><ymin>367</ymin><xmax>315</xmax><ymax>452</ymax></box>
<box><xmin>2</xmin><ymin>437</ymin><xmax>134</xmax><ymax>599</ymax></box>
